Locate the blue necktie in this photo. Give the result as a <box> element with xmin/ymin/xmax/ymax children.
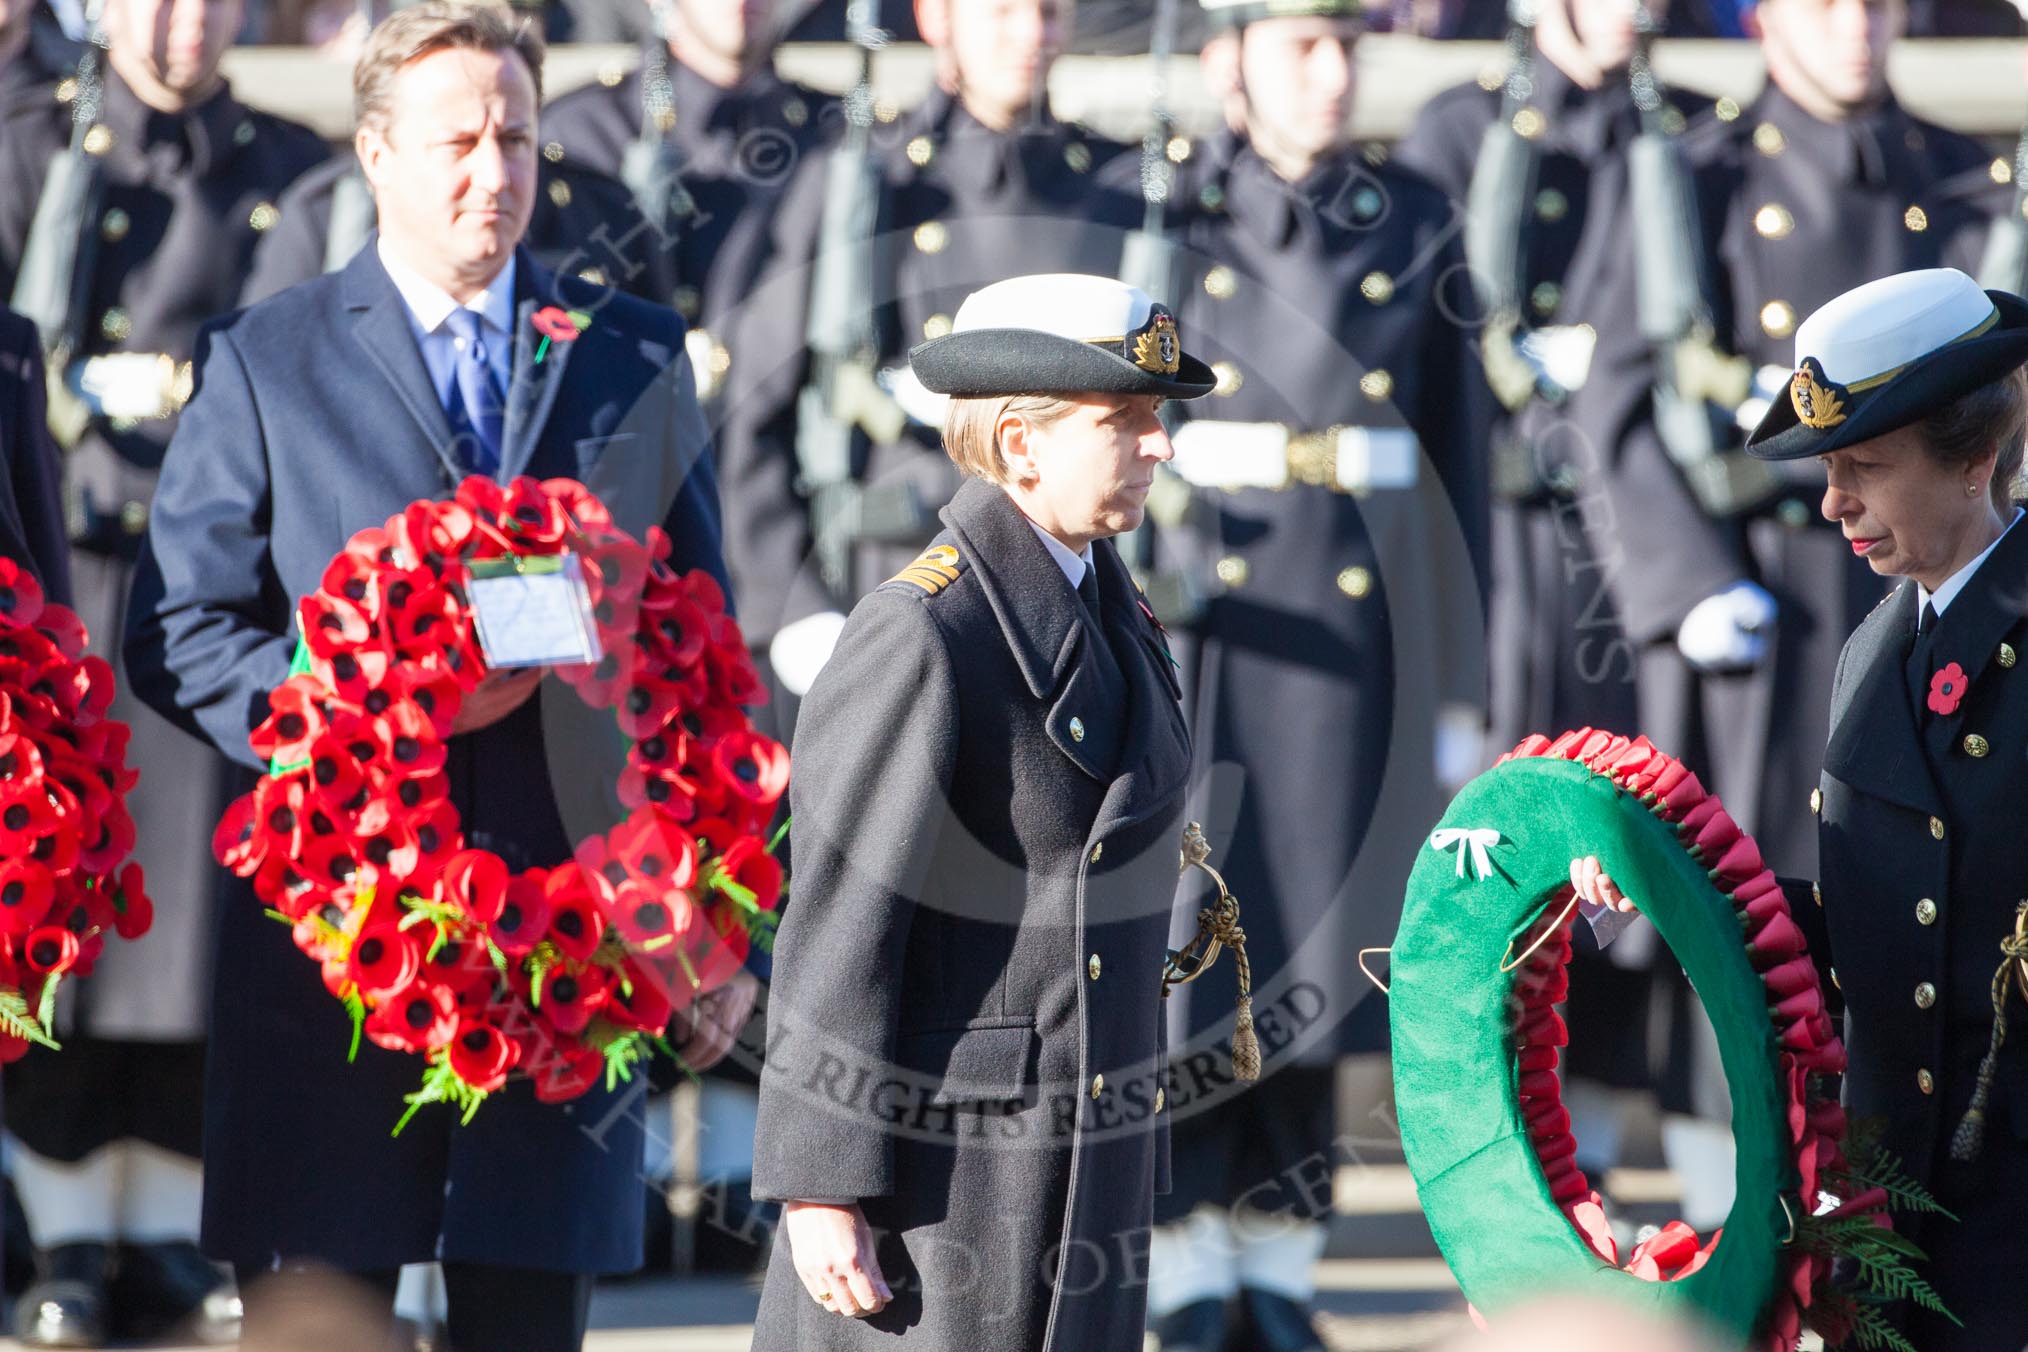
<box><xmin>444</xmin><ymin>308</ymin><xmax>504</xmax><ymax>477</ymax></box>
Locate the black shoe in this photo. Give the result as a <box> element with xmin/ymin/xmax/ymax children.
<box><xmin>14</xmin><ymin>1242</ymin><xmax>111</xmax><ymax>1348</ymax></box>
<box><xmin>1234</xmin><ymin>1287</ymin><xmax>1325</xmax><ymax>1352</ymax></box>
<box><xmin>1151</xmin><ymin>1296</ymin><xmax>1232</xmax><ymax>1352</ymax></box>
<box><xmin>107</xmin><ymin>1241</ymin><xmax>241</xmax><ymax>1344</ymax></box>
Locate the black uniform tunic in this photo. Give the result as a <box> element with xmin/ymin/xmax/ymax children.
<box><xmin>1569</xmin><ymin>86</ymin><xmax>1995</xmax><ymax>880</ymax></box>
<box><xmin>1817</xmin><ymin>515</ymin><xmax>2028</xmax><ymax>1348</ymax></box>
<box><xmin>0</xmin><ymin>69</ymin><xmax>326</xmax><ymax>1158</ymax></box>
<box><xmin>1131</xmin><ymin>127</ymin><xmax>1490</xmax><ymax>1217</ymax></box>
<box><xmin>750</xmin><ymin>478</ymin><xmax>1189</xmax><ymax>1351</ymax></box>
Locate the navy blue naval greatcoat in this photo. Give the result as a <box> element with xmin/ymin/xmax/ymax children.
<box><xmin>1816</xmin><ymin>516</ymin><xmax>2028</xmax><ymax>1348</ymax></box>
<box><xmin>122</xmin><ymin>241</ymin><xmax>726</xmax><ymax>1275</ymax></box>
<box><xmin>749</xmin><ymin>478</ymin><xmax>1188</xmax><ymax>1351</ymax></box>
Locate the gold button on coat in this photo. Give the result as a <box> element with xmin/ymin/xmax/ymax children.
<box><xmin>1337</xmin><ymin>567</ymin><xmax>1372</xmax><ymax>599</ymax></box>
<box><xmin>1069</xmin><ymin>717</ymin><xmax>1086</xmax><ymax>742</ymax></box>
<box><xmin>1088</xmin><ymin>954</ymin><xmax>1101</xmax><ymax>981</ymax></box>
<box><xmin>1090</xmin><ymin>1074</ymin><xmax>1104</xmax><ymax>1099</ymax></box>
<box><xmin>1216</xmin><ymin>555</ymin><xmax>1249</xmax><ymax>587</ymax></box>
<box><xmin>1964</xmin><ymin>734</ymin><xmax>1990</xmax><ymax>758</ymax></box>
<box><xmin>1917</xmin><ymin>1068</ymin><xmax>1935</xmax><ymax>1094</ymax></box>
<box><xmin>1809</xmin><ymin>788</ymin><xmax>1822</xmax><ymax>814</ymax></box>
<box><xmin>1914</xmin><ymin>982</ymin><xmax>1937</xmax><ymax>1010</ymax></box>
<box><xmin>2000</xmin><ymin>643</ymin><xmax>2017</xmax><ymax>668</ymax></box>
<box><xmin>100</xmin><ymin>209</ymin><xmax>130</xmax><ymax>242</ymax></box>
<box><xmin>1089</xmin><ymin>841</ymin><xmax>1103</xmax><ymax>864</ymax></box>
<box><xmin>1930</xmin><ymin>816</ymin><xmax>1946</xmax><ymax>840</ymax></box>
<box><xmin>1916</xmin><ymin>898</ymin><xmax>1937</xmax><ymax>925</ymax></box>
<box><xmin>1153</xmin><ymin>1087</ymin><xmax>1165</xmax><ymax>1112</ymax></box>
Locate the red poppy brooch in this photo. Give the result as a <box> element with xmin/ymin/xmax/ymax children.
<box><xmin>214</xmin><ymin>477</ymin><xmax>784</xmax><ymax>1129</ymax></box>
<box><xmin>1928</xmin><ymin>662</ymin><xmax>1967</xmax><ymax>717</ymax></box>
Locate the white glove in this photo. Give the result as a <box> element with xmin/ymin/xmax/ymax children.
<box><xmin>1675</xmin><ymin>581</ymin><xmax>1776</xmax><ymax>673</ymax></box>
<box><xmin>1434</xmin><ymin>702</ymin><xmax>1486</xmax><ymax>792</ymax></box>
<box><xmin>769</xmin><ymin>610</ymin><xmax>848</xmax><ymax>697</ymax></box>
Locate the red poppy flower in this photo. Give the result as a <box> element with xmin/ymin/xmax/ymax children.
<box><xmin>21</xmin><ymin>925</ymin><xmax>77</xmax><ymax>976</ymax></box>
<box><xmin>76</xmin><ymin>793</ymin><xmax>135</xmax><ymax>878</ymax></box>
<box><xmin>302</xmin><ymin>734</ymin><xmax>370</xmax><ymax>818</ymax></box>
<box><xmin>0</xmin><ymin>785</ymin><xmax>59</xmax><ymax>856</ymax></box>
<box><xmin>366</xmin><ymin>981</ymin><xmax>459</xmax><ymax>1054</ymax></box>
<box><xmin>394</xmin><ymin>500</ymin><xmax>478</xmax><ymax>568</ymax></box>
<box><xmin>494</xmin><ymin>478</ymin><xmax>571</xmax><ymax>549</ymax></box>
<box><xmin>395</xmin><ymin>670</ymin><xmax>463</xmax><ymax>740</ymax></box>
<box><xmin>321</xmin><ymin>551</ymin><xmax>386</xmax><ymax>625</ymax></box>
<box><xmin>529</xmin><ymin>1043</ymin><xmax>604</xmax><ymax>1104</ymax></box>
<box><xmin>613</xmin><ymin>808</ymin><xmax>698</xmax><ymax>890</ymax></box>
<box><xmin>299</xmin><ymin>593</ymin><xmax>374</xmax><ymax>660</ymax></box>
<box><xmin>250</xmin><ymin>677</ymin><xmax>328</xmax><ymax>767</ymax></box>
<box><xmin>615</xmin><ymin>675</ymin><xmax>690</xmax><ymax>740</ymax></box>
<box><xmin>606</xmin><ymin>878</ymin><xmax>693</xmax><ymax>948</ymax></box>
<box><xmin>111</xmin><ymin>863</ymin><xmax>151</xmax><ymax>940</ymax></box>
<box><xmin>716</xmin><ymin>837</ymin><xmax>783</xmax><ymax>912</ymax></box>
<box><xmin>531</xmin><ymin>306</ymin><xmax>581</xmax><ymax>343</ymax></box>
<box><xmin>441</xmin><ymin>850</ymin><xmax>510</xmax><ymax>924</ymax></box>
<box><xmin>389</xmin><ymin>590</ymin><xmax>463</xmax><ymax>665</ymax></box>
<box><xmin>52</xmin><ymin>656</ymin><xmax>117</xmax><ymax>727</ymax></box>
<box><xmin>31</xmin><ymin>605</ymin><xmax>85</xmax><ymax>660</ymax></box>
<box><xmin>710</xmin><ymin>731</ymin><xmax>789</xmax><ymax>811</ymax></box>
<box><xmin>0</xmin><ymin>560</ymin><xmax>46</xmax><ymax>628</ymax></box>
<box><xmin>606</xmin><ymin>961</ymin><xmax>676</xmax><ymax>1033</ymax></box>
<box><xmin>447</xmin><ymin>1016</ymin><xmax>520</xmax><ymax>1091</ymax></box>
<box><xmin>532</xmin><ymin>962</ymin><xmax>610</xmax><ymax>1035</ymax></box>
<box><xmin>0</xmin><ymin>860</ymin><xmax>54</xmax><ymax>937</ymax></box>
<box><xmin>490</xmin><ymin>869</ymin><xmax>552</xmax><ymax>956</ymax></box>
<box><xmin>373</xmin><ymin>699</ymin><xmax>448</xmax><ymax>778</ymax></box>
<box><xmin>312</xmin><ymin>643</ymin><xmax>395</xmax><ymax>707</ymax></box>
<box><xmin>543</xmin><ymin>878</ymin><xmax>605</xmax><ymax>964</ymax></box>
<box><xmin>1928</xmin><ymin>662</ymin><xmax>1967</xmax><ymax>716</ymax></box>
<box><xmin>706</xmin><ymin>629</ymin><xmax>766</xmax><ymax>707</ymax></box>
<box><xmin>342</xmin><ymin>525</ymin><xmax>400</xmax><ymax>571</ymax></box>
<box><xmin>584</xmin><ymin>538</ymin><xmax>648</xmax><ymax>608</ymax></box>
<box><xmin>420</xmin><ymin>930</ymin><xmax>497</xmax><ymax>998</ymax></box>
<box><xmin>348</xmin><ymin>923</ymin><xmax>423</xmax><ymax>999</ymax></box>
<box><xmin>541</xmin><ymin>478</ymin><xmax>612</xmax><ymax>532</ymax></box>
<box><xmin>639</xmin><ymin>595</ymin><xmax>710</xmax><ymax>670</ymax></box>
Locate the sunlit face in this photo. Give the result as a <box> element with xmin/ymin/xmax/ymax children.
<box><xmin>939</xmin><ymin>0</ymin><xmax>1069</xmax><ymax>126</ymax></box>
<box><xmin>1757</xmin><ymin>0</ymin><xmax>1902</xmax><ymax>112</ymax></box>
<box><xmin>104</xmin><ymin>0</ymin><xmax>242</xmax><ymax>96</ymax></box>
<box><xmin>357</xmin><ymin>46</ymin><xmax>537</xmax><ymax>297</ymax></box>
<box><xmin>1561</xmin><ymin>0</ymin><xmax>1666</xmax><ymax>72</ymax></box>
<box><xmin>667</xmin><ymin>0</ymin><xmax>775</xmax><ymax>70</ymax></box>
<box><xmin>1234</xmin><ymin>16</ymin><xmax>1359</xmax><ymax>165</ymax></box>
<box><xmin>1819</xmin><ymin>425</ymin><xmax>1997</xmax><ymax>585</ymax></box>
<box><xmin>1004</xmin><ymin>394</ymin><xmax>1172</xmax><ymax>546</ymax></box>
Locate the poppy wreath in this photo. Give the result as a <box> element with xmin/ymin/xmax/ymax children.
<box><xmin>0</xmin><ymin>560</ymin><xmax>152</xmax><ymax>1058</ymax></box>
<box><xmin>212</xmin><ymin>476</ymin><xmax>787</xmax><ymax>1131</ymax></box>
<box><xmin>1391</xmin><ymin>729</ymin><xmax>1952</xmax><ymax>1352</ymax></box>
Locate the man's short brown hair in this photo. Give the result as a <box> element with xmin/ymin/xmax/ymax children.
<box><xmin>354</xmin><ymin>1</ymin><xmax>545</xmax><ymax>133</ymax></box>
<box><xmin>942</xmin><ymin>394</ymin><xmax>1080</xmax><ymax>484</ymax></box>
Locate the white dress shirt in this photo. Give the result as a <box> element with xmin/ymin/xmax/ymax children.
<box><xmin>1025</xmin><ymin>518</ymin><xmax>1095</xmax><ymax>591</ymax></box>
<box><xmin>377</xmin><ymin>240</ymin><xmax>516</xmax><ymax>416</ymax></box>
<box><xmin>1918</xmin><ymin>507</ymin><xmax>2024</xmax><ymax>626</ymax></box>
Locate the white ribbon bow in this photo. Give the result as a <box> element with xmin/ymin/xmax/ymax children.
<box><xmin>1429</xmin><ymin>828</ymin><xmax>1504</xmax><ymax>881</ymax></box>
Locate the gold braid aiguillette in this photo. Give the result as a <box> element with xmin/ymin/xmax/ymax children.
<box><xmin>1164</xmin><ymin>822</ymin><xmax>1261</xmax><ymax>1081</ymax></box>
<box><xmin>1950</xmin><ymin>900</ymin><xmax>2028</xmax><ymax>1163</ymax></box>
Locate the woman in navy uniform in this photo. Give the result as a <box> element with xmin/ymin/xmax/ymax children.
<box><xmin>749</xmin><ymin>274</ymin><xmax>1206</xmax><ymax>1350</ymax></box>
<box><xmin>1579</xmin><ymin>267</ymin><xmax>2028</xmax><ymax>1346</ymax></box>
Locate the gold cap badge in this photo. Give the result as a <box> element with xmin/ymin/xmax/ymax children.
<box><xmin>1790</xmin><ymin>357</ymin><xmax>1849</xmax><ymax>430</ymax></box>
<box><xmin>1132</xmin><ymin>311</ymin><xmax>1180</xmax><ymax>376</ymax></box>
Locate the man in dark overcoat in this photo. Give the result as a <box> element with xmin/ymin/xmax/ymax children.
<box><xmin>121</xmin><ymin>5</ymin><xmax>740</xmax><ymax>1348</ymax></box>
<box><xmin>749</xmin><ymin>273</ymin><xmax>1204</xmax><ymax>1351</ymax></box>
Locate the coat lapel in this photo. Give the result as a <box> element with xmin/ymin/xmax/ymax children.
<box><xmin>340</xmin><ymin>243</ymin><xmax>464</xmax><ymax>483</ymax></box>
<box><xmin>1824</xmin><ymin>582</ymin><xmax>1944</xmax><ymax>817</ymax></box>
<box><xmin>1089</xmin><ymin>540</ymin><xmax>1190</xmax><ymax>839</ymax></box>
<box><xmin>944</xmin><ymin>481</ymin><xmax>1124</xmax><ymax>784</ymax></box>
<box><xmin>1913</xmin><ymin>514</ymin><xmax>2028</xmax><ymax>758</ymax></box>
<box><xmin>500</xmin><ymin>257</ymin><xmax>578</xmax><ymax>483</ymax></box>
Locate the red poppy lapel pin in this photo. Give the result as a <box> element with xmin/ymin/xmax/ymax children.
<box><xmin>531</xmin><ymin>306</ymin><xmax>592</xmax><ymax>364</ymax></box>
<box><xmin>1928</xmin><ymin>661</ymin><xmax>1967</xmax><ymax>717</ymax></box>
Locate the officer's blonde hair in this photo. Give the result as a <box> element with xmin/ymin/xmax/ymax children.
<box><xmin>942</xmin><ymin>394</ymin><xmax>1080</xmax><ymax>485</ymax></box>
<box><xmin>1919</xmin><ymin>368</ymin><xmax>2028</xmax><ymax>507</ymax></box>
<box><xmin>354</xmin><ymin>1</ymin><xmax>546</xmax><ymax>133</ymax></box>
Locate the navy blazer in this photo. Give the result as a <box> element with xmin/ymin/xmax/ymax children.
<box><xmin>0</xmin><ymin>307</ymin><xmax>72</xmax><ymax>603</ymax></box>
<box><xmin>123</xmin><ymin>242</ymin><xmax>725</xmax><ymax>1274</ymax></box>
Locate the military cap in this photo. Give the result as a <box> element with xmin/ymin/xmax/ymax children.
<box><xmin>909</xmin><ymin>273</ymin><xmax>1217</xmax><ymax>400</ymax></box>
<box><xmin>1199</xmin><ymin>0</ymin><xmax>1364</xmax><ymax>27</ymax></box>
<box><xmin>1746</xmin><ymin>268</ymin><xmax>2028</xmax><ymax>461</ymax></box>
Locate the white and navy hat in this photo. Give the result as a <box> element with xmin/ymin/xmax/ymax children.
<box><xmin>1200</xmin><ymin>0</ymin><xmax>1363</xmax><ymax>28</ymax></box>
<box><xmin>909</xmin><ymin>274</ymin><xmax>1217</xmax><ymax>400</ymax></box>
<box><xmin>1746</xmin><ymin>268</ymin><xmax>2028</xmax><ymax>461</ymax></box>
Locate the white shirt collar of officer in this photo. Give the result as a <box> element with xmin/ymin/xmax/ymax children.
<box><xmin>377</xmin><ymin>239</ymin><xmax>516</xmax><ymax>408</ymax></box>
<box><xmin>1918</xmin><ymin>506</ymin><xmax>2023</xmax><ymax>625</ymax></box>
<box><xmin>1024</xmin><ymin>517</ymin><xmax>1095</xmax><ymax>590</ymax></box>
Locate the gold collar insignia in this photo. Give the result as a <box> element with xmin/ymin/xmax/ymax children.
<box><xmin>1790</xmin><ymin>356</ymin><xmax>1849</xmax><ymax>430</ymax></box>
<box><xmin>1132</xmin><ymin>311</ymin><xmax>1181</xmax><ymax>376</ymax></box>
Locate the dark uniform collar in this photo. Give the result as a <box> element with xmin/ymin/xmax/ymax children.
<box><xmin>909</xmin><ymin>84</ymin><xmax>1070</xmax><ymax>198</ymax></box>
<box><xmin>1917</xmin><ymin>510</ymin><xmax>2028</xmax><ymax>701</ymax></box>
<box><xmin>1212</xmin><ymin>126</ymin><xmax>1372</xmax><ymax>250</ymax></box>
<box><xmin>98</xmin><ymin>65</ymin><xmax>245</xmax><ymax>176</ymax></box>
<box><xmin>942</xmin><ymin>477</ymin><xmax>1090</xmax><ymax>699</ymax></box>
<box><xmin>665</xmin><ymin>48</ymin><xmax>784</xmax><ymax>135</ymax></box>
<box><xmin>1751</xmin><ymin>82</ymin><xmax>1907</xmax><ymax>188</ymax></box>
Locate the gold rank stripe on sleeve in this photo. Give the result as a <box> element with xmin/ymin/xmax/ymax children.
<box><xmin>886</xmin><ymin>545</ymin><xmax>963</xmax><ymax>596</ymax></box>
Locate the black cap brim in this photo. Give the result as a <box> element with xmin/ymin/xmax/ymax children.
<box><xmin>1746</xmin><ymin>290</ymin><xmax>2028</xmax><ymax>461</ymax></box>
<box><xmin>909</xmin><ymin>328</ymin><xmax>1218</xmax><ymax>400</ymax></box>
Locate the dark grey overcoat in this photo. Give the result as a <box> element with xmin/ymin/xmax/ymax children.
<box><xmin>750</xmin><ymin>477</ymin><xmax>1189</xmax><ymax>1350</ymax></box>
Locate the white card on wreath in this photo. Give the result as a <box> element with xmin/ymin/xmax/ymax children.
<box><xmin>466</xmin><ymin>552</ymin><xmax>603</xmax><ymax>669</ymax></box>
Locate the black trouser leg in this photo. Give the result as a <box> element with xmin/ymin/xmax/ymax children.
<box><xmin>442</xmin><ymin>1261</ymin><xmax>594</xmax><ymax>1352</ymax></box>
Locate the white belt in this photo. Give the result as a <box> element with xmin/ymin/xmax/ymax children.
<box><xmin>68</xmin><ymin>353</ymin><xmax>190</xmax><ymax>421</ymax></box>
<box><xmin>1169</xmin><ymin>420</ymin><xmax>1421</xmax><ymax>494</ymax></box>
